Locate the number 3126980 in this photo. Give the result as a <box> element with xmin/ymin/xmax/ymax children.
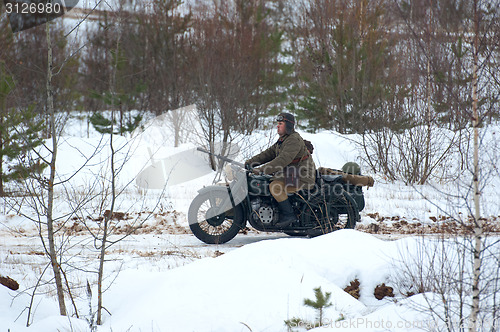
<box><xmin>5</xmin><ymin>2</ymin><xmax>63</xmax><ymax>15</ymax></box>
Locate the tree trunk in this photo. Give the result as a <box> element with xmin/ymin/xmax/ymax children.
<box><xmin>96</xmin><ymin>182</ymin><xmax>111</xmax><ymax>325</ymax></box>
<box><xmin>96</xmin><ymin>123</ymin><xmax>116</xmax><ymax>325</ymax></box>
<box><xmin>421</xmin><ymin>57</ymin><xmax>433</xmax><ymax>185</ymax></box>
<box><xmin>469</xmin><ymin>1</ymin><xmax>481</xmax><ymax>330</ymax></box>
<box><xmin>97</xmin><ymin>16</ymin><xmax>122</xmax><ymax>324</ymax></box>
<box><xmin>46</xmin><ymin>22</ymin><xmax>67</xmax><ymax>317</ymax></box>
<box><xmin>421</xmin><ymin>3</ymin><xmax>433</xmax><ymax>185</ymax></box>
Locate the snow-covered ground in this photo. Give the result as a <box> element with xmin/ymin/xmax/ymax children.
<box><xmin>1</xmin><ymin>112</ymin><xmax>499</xmax><ymax>331</ymax></box>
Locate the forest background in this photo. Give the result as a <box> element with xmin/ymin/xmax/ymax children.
<box><xmin>1</xmin><ymin>0</ymin><xmax>498</xmax><ymax>188</ymax></box>
<box><xmin>1</xmin><ymin>0</ymin><xmax>500</xmax><ymax>330</ymax></box>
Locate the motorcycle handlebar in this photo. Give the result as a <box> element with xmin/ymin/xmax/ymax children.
<box><xmin>196</xmin><ymin>147</ymin><xmax>245</xmax><ymax>169</ymax></box>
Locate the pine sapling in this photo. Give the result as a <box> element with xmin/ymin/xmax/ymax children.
<box><xmin>304</xmin><ymin>286</ymin><xmax>333</xmax><ymax>326</ymax></box>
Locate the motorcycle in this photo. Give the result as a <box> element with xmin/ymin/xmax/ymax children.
<box><xmin>188</xmin><ymin>148</ymin><xmax>365</xmax><ymax>244</ymax></box>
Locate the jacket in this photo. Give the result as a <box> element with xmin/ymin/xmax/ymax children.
<box><xmin>246</xmin><ymin>131</ymin><xmax>316</xmax><ymax>189</ymax></box>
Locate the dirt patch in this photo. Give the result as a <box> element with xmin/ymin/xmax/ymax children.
<box><xmin>344</xmin><ymin>279</ymin><xmax>360</xmax><ymax>299</ymax></box>
<box><xmin>128</xmin><ymin>249</ymin><xmax>200</xmax><ymax>259</ymax></box>
<box><xmin>213</xmin><ymin>250</ymin><xmax>224</xmax><ymax>257</ymax></box>
<box><xmin>66</xmin><ymin>220</ymin><xmax>86</xmax><ymax>235</ymax></box>
<box><xmin>359</xmin><ymin>214</ymin><xmax>500</xmax><ymax>236</ymax></box>
<box><xmin>62</xmin><ymin>211</ymin><xmax>190</xmax><ymax>236</ymax></box>
<box><xmin>343</xmin><ymin>279</ymin><xmax>397</xmax><ymax>301</ymax></box>
<box><xmin>0</xmin><ymin>275</ymin><xmax>19</xmax><ymax>290</ymax></box>
<box><xmin>374</xmin><ymin>283</ymin><xmax>394</xmax><ymax>300</ymax></box>
<box><xmin>27</xmin><ymin>250</ymin><xmax>45</xmax><ymax>256</ymax></box>
<box><xmin>104</xmin><ymin>210</ymin><xmax>131</xmax><ymax>221</ymax></box>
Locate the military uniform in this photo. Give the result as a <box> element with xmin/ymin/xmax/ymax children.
<box><xmin>246</xmin><ymin>112</ymin><xmax>315</xmax><ymax>227</ymax></box>
<box><xmin>246</xmin><ymin>131</ymin><xmax>316</xmax><ymax>194</ymax></box>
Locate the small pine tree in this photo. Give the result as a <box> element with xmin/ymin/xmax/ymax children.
<box><xmin>89</xmin><ymin>112</ymin><xmax>114</xmax><ymax>134</ymax></box>
<box><xmin>0</xmin><ymin>62</ymin><xmax>45</xmax><ymax>196</ymax></box>
<box><xmin>89</xmin><ymin>111</ymin><xmax>142</xmax><ymax>135</ymax></box>
<box><xmin>88</xmin><ymin>42</ymin><xmax>145</xmax><ymax>136</ymax></box>
<box><xmin>303</xmin><ymin>286</ymin><xmax>333</xmax><ymax>326</ymax></box>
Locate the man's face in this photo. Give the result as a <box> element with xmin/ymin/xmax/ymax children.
<box><xmin>277</xmin><ymin>121</ymin><xmax>286</xmax><ymax>136</ymax></box>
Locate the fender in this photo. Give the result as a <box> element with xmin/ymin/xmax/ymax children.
<box><xmin>196</xmin><ymin>185</ymin><xmax>236</xmax><ymax>208</ymax></box>
<box><xmin>196</xmin><ymin>184</ymin><xmax>229</xmax><ymax>196</ymax></box>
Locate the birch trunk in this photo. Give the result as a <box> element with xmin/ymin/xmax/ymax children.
<box><xmin>469</xmin><ymin>1</ymin><xmax>481</xmax><ymax>330</ymax></box>
<box><xmin>421</xmin><ymin>3</ymin><xmax>433</xmax><ymax>185</ymax></box>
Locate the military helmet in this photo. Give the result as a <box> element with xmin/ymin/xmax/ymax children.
<box><xmin>342</xmin><ymin>162</ymin><xmax>361</xmax><ymax>175</ymax></box>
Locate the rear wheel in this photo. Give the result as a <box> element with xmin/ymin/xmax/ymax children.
<box><xmin>188</xmin><ymin>190</ymin><xmax>245</xmax><ymax>244</ymax></box>
<box><xmin>328</xmin><ymin>189</ymin><xmax>359</xmax><ymax>230</ymax></box>
<box><xmin>300</xmin><ymin>189</ymin><xmax>359</xmax><ymax>236</ymax></box>
<box><xmin>284</xmin><ymin>230</ymin><xmax>308</xmax><ymax>237</ymax></box>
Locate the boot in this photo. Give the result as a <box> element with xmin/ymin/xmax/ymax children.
<box><xmin>276</xmin><ymin>199</ymin><xmax>296</xmax><ymax>228</ymax></box>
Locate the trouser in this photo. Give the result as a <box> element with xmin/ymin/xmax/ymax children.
<box><xmin>269</xmin><ymin>180</ymin><xmax>298</xmax><ymax>203</ymax></box>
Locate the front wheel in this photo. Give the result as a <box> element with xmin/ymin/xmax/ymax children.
<box><xmin>188</xmin><ymin>190</ymin><xmax>245</xmax><ymax>244</ymax></box>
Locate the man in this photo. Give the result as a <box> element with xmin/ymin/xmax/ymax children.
<box><xmin>245</xmin><ymin>112</ymin><xmax>316</xmax><ymax>227</ymax></box>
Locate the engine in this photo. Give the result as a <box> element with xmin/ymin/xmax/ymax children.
<box><xmin>250</xmin><ymin>197</ymin><xmax>278</xmax><ymax>225</ymax></box>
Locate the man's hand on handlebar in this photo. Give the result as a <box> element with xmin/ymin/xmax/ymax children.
<box><xmin>244</xmin><ymin>162</ymin><xmax>262</xmax><ymax>175</ymax></box>
<box><xmin>251</xmin><ymin>167</ymin><xmax>263</xmax><ymax>175</ymax></box>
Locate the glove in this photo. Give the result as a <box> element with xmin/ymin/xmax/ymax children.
<box><xmin>252</xmin><ymin>167</ymin><xmax>262</xmax><ymax>175</ymax></box>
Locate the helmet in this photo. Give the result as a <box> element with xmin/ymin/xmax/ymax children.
<box><xmin>342</xmin><ymin>162</ymin><xmax>361</xmax><ymax>175</ymax></box>
<box><xmin>276</xmin><ymin>112</ymin><xmax>295</xmax><ymax>135</ymax></box>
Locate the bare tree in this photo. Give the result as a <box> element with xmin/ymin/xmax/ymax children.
<box><xmin>44</xmin><ymin>20</ymin><xmax>67</xmax><ymax>316</ymax></box>
<box><xmin>384</xmin><ymin>1</ymin><xmax>500</xmax><ymax>331</ymax></box>
<box><xmin>80</xmin><ymin>4</ymin><xmax>169</xmax><ymax>324</ymax></box>
<box><xmin>2</xmin><ymin>4</ymin><xmax>110</xmax><ymax>322</ymax></box>
<box><xmin>393</xmin><ymin>233</ymin><xmax>500</xmax><ymax>332</ymax></box>
<box><xmin>358</xmin><ymin>0</ymin><xmax>468</xmax><ymax>185</ymax></box>
<box><xmin>188</xmin><ymin>0</ymin><xmax>287</xmax><ymax>170</ymax></box>
<box><xmin>96</xmin><ymin>12</ymin><xmax>124</xmax><ymax>324</ymax></box>
<box><xmin>7</xmin><ymin>20</ymin><xmax>79</xmax><ymax>318</ymax></box>
<box><xmin>470</xmin><ymin>1</ymin><xmax>484</xmax><ymax>329</ymax></box>
<box><xmin>81</xmin><ymin>0</ymin><xmax>192</xmax><ymax>117</ymax></box>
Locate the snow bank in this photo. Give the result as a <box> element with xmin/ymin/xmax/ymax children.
<box><xmin>103</xmin><ymin>230</ymin><xmax>375</xmax><ymax>332</ymax></box>
<box><xmin>0</xmin><ymin>230</ymin><xmax>430</xmax><ymax>332</ymax></box>
<box><xmin>3</xmin><ymin>228</ymin><xmax>500</xmax><ymax>331</ymax></box>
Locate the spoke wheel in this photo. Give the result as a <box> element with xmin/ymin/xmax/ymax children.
<box><xmin>188</xmin><ymin>190</ymin><xmax>244</xmax><ymax>244</ymax></box>
<box><xmin>300</xmin><ymin>189</ymin><xmax>359</xmax><ymax>237</ymax></box>
<box><xmin>329</xmin><ymin>189</ymin><xmax>359</xmax><ymax>230</ymax></box>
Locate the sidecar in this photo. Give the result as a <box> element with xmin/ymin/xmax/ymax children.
<box><xmin>317</xmin><ymin>165</ymin><xmax>374</xmax><ymax>214</ymax></box>
<box><xmin>284</xmin><ymin>165</ymin><xmax>372</xmax><ymax>237</ymax></box>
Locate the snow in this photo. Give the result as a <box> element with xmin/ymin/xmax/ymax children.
<box><xmin>4</xmin><ymin>229</ymin><xmax>498</xmax><ymax>331</ymax></box>
<box><xmin>1</xmin><ymin>112</ymin><xmax>499</xmax><ymax>331</ymax></box>
<box><xmin>103</xmin><ymin>231</ymin><xmax>368</xmax><ymax>332</ymax></box>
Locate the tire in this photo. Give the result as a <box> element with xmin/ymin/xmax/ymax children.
<box><xmin>300</xmin><ymin>189</ymin><xmax>359</xmax><ymax>236</ymax></box>
<box><xmin>188</xmin><ymin>190</ymin><xmax>245</xmax><ymax>244</ymax></box>
<box><xmin>330</xmin><ymin>189</ymin><xmax>359</xmax><ymax>230</ymax></box>
<box><xmin>284</xmin><ymin>231</ymin><xmax>308</xmax><ymax>237</ymax></box>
